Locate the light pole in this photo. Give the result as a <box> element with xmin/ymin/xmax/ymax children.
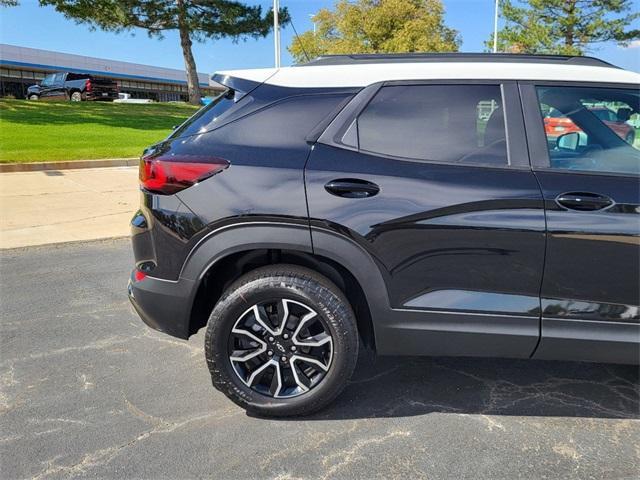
<box><xmin>274</xmin><ymin>0</ymin><xmax>281</xmax><ymax>68</ymax></box>
<box><xmin>309</xmin><ymin>14</ymin><xmax>316</xmax><ymax>34</ymax></box>
<box><xmin>493</xmin><ymin>0</ymin><xmax>499</xmax><ymax>53</ymax></box>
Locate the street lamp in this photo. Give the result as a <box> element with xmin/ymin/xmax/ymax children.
<box><xmin>309</xmin><ymin>14</ymin><xmax>316</xmax><ymax>34</ymax></box>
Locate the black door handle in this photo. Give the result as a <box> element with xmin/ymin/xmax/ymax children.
<box><xmin>324</xmin><ymin>178</ymin><xmax>380</xmax><ymax>198</ymax></box>
<box><xmin>556</xmin><ymin>192</ymin><xmax>613</xmax><ymax>211</ymax></box>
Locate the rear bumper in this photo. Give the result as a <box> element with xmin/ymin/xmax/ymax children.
<box><xmin>128</xmin><ymin>269</ymin><xmax>196</xmax><ymax>339</ymax></box>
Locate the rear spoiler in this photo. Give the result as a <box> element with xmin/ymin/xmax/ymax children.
<box><xmin>211</xmin><ymin>68</ymin><xmax>278</xmax><ymax>98</ymax></box>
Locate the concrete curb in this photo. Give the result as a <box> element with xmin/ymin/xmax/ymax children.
<box><xmin>0</xmin><ymin>158</ymin><xmax>139</xmax><ymax>173</ymax></box>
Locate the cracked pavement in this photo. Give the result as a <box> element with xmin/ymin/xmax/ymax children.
<box><xmin>1</xmin><ymin>238</ymin><xmax>639</xmax><ymax>479</ymax></box>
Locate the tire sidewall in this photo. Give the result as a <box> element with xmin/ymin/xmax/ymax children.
<box><xmin>206</xmin><ymin>271</ymin><xmax>358</xmax><ymax>416</ymax></box>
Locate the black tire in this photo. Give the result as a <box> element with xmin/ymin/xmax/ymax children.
<box><xmin>205</xmin><ymin>264</ymin><xmax>359</xmax><ymax>417</ymax></box>
<box><xmin>28</xmin><ymin>94</ymin><xmax>39</xmax><ymax>101</ymax></box>
<box><xmin>70</xmin><ymin>91</ymin><xmax>82</xmax><ymax>102</ymax></box>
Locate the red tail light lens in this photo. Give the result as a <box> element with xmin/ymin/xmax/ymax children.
<box><xmin>85</xmin><ymin>79</ymin><xmax>92</xmax><ymax>92</ymax></box>
<box><xmin>134</xmin><ymin>269</ymin><xmax>147</xmax><ymax>282</ymax></box>
<box><xmin>139</xmin><ymin>155</ymin><xmax>229</xmax><ymax>195</ymax></box>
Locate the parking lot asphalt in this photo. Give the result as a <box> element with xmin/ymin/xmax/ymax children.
<box><xmin>1</xmin><ymin>238</ymin><xmax>638</xmax><ymax>480</ymax></box>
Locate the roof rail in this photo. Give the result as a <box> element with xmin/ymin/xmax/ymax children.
<box><xmin>301</xmin><ymin>53</ymin><xmax>618</xmax><ymax>69</ymax></box>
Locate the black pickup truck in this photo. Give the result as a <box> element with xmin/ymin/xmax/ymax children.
<box><xmin>26</xmin><ymin>72</ymin><xmax>119</xmax><ymax>102</ymax></box>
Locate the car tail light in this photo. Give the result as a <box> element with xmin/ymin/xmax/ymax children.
<box><xmin>139</xmin><ymin>155</ymin><xmax>229</xmax><ymax>195</ymax></box>
<box><xmin>134</xmin><ymin>269</ymin><xmax>147</xmax><ymax>282</ymax></box>
<box><xmin>85</xmin><ymin>79</ymin><xmax>92</xmax><ymax>92</ymax></box>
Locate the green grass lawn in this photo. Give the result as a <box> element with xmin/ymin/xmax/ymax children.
<box><xmin>0</xmin><ymin>99</ymin><xmax>199</xmax><ymax>163</ymax></box>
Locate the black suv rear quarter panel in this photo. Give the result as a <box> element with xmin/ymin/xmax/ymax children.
<box><xmin>134</xmin><ymin>86</ymin><xmax>357</xmax><ymax>283</ymax></box>
<box><xmin>176</xmin><ymin>89</ymin><xmax>356</xmax><ymax>232</ymax></box>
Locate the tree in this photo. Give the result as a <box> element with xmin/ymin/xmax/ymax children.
<box><xmin>288</xmin><ymin>0</ymin><xmax>460</xmax><ymax>64</ymax></box>
<box><xmin>488</xmin><ymin>0</ymin><xmax>640</xmax><ymax>55</ymax></box>
<box><xmin>39</xmin><ymin>1</ymin><xmax>289</xmax><ymax>104</ymax></box>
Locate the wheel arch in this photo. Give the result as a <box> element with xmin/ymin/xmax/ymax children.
<box><xmin>184</xmin><ymin>224</ymin><xmax>387</xmax><ymax>351</ymax></box>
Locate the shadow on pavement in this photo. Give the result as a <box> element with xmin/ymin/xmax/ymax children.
<box><xmin>307</xmin><ymin>354</ymin><xmax>639</xmax><ymax>421</ymax></box>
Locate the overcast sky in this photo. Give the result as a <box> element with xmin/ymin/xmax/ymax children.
<box><xmin>1</xmin><ymin>0</ymin><xmax>639</xmax><ymax>73</ymax></box>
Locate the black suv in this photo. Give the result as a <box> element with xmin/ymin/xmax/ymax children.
<box><xmin>129</xmin><ymin>53</ymin><xmax>640</xmax><ymax>416</ymax></box>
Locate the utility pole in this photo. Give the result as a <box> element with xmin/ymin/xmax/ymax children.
<box><xmin>273</xmin><ymin>0</ymin><xmax>281</xmax><ymax>68</ymax></box>
<box><xmin>493</xmin><ymin>0</ymin><xmax>499</xmax><ymax>53</ymax></box>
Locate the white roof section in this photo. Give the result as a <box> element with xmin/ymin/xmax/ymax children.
<box><xmin>218</xmin><ymin>62</ymin><xmax>640</xmax><ymax>88</ymax></box>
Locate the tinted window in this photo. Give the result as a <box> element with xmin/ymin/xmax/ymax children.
<box><xmin>177</xmin><ymin>94</ymin><xmax>351</xmax><ymax>168</ymax></box>
<box><xmin>171</xmin><ymin>89</ymin><xmax>246</xmax><ymax>138</ymax></box>
<box><xmin>537</xmin><ymin>86</ymin><xmax>639</xmax><ymax>175</ymax></box>
<box><xmin>66</xmin><ymin>73</ymin><xmax>88</xmax><ymax>81</ymax></box>
<box><xmin>357</xmin><ymin>84</ymin><xmax>508</xmax><ymax>166</ymax></box>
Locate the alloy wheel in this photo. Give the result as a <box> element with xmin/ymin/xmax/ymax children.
<box><xmin>228</xmin><ymin>298</ymin><xmax>333</xmax><ymax>398</ymax></box>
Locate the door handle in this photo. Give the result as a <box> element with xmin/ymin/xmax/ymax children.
<box><xmin>555</xmin><ymin>192</ymin><xmax>613</xmax><ymax>211</ymax></box>
<box><xmin>324</xmin><ymin>178</ymin><xmax>380</xmax><ymax>199</ymax></box>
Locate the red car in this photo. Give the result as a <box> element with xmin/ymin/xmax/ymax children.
<box><xmin>544</xmin><ymin>106</ymin><xmax>635</xmax><ymax>144</ymax></box>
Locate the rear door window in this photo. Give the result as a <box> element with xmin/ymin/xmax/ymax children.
<box><xmin>170</xmin><ymin>89</ymin><xmax>245</xmax><ymax>138</ymax></box>
<box><xmin>357</xmin><ymin>84</ymin><xmax>508</xmax><ymax>166</ymax></box>
<box><xmin>536</xmin><ymin>86</ymin><xmax>639</xmax><ymax>175</ymax></box>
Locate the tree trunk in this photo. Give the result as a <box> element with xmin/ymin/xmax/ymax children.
<box><xmin>177</xmin><ymin>0</ymin><xmax>202</xmax><ymax>105</ymax></box>
<box><xmin>563</xmin><ymin>0</ymin><xmax>576</xmax><ymax>49</ymax></box>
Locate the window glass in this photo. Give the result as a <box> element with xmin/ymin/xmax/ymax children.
<box><xmin>537</xmin><ymin>86</ymin><xmax>639</xmax><ymax>175</ymax></box>
<box><xmin>41</xmin><ymin>74</ymin><xmax>54</xmax><ymax>86</ymax></box>
<box><xmin>357</xmin><ymin>84</ymin><xmax>508</xmax><ymax>166</ymax></box>
<box><xmin>169</xmin><ymin>89</ymin><xmax>241</xmax><ymax>138</ymax></box>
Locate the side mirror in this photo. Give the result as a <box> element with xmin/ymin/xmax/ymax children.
<box><xmin>617</xmin><ymin>108</ymin><xmax>632</xmax><ymax>123</ymax></box>
<box><xmin>557</xmin><ymin>132</ymin><xmax>580</xmax><ymax>151</ymax></box>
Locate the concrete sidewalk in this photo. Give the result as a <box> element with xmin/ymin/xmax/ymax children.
<box><xmin>0</xmin><ymin>166</ymin><xmax>138</xmax><ymax>249</ymax></box>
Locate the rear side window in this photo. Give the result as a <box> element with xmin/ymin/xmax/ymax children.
<box><xmin>67</xmin><ymin>73</ymin><xmax>84</xmax><ymax>81</ymax></box>
<box><xmin>207</xmin><ymin>94</ymin><xmax>351</xmax><ymax>152</ymax></box>
<box><xmin>357</xmin><ymin>84</ymin><xmax>508</xmax><ymax>166</ymax></box>
<box><xmin>537</xmin><ymin>86</ymin><xmax>639</xmax><ymax>175</ymax></box>
<box><xmin>171</xmin><ymin>89</ymin><xmax>244</xmax><ymax>138</ymax></box>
